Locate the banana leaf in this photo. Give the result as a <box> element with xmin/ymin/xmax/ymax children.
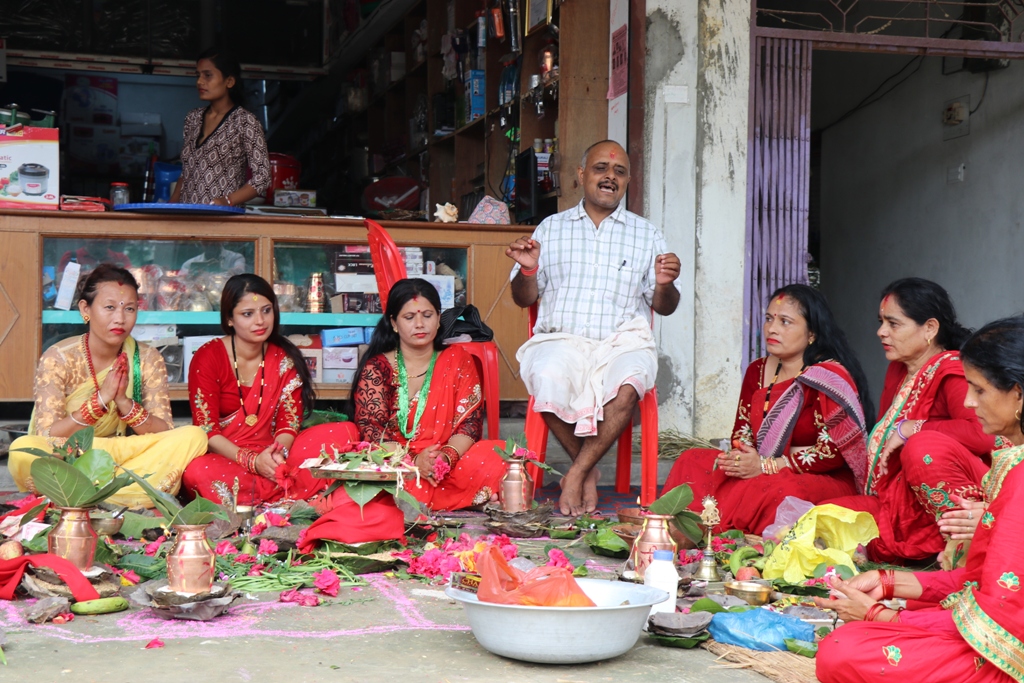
<box><xmin>649</xmin><ymin>484</ymin><xmax>694</xmax><ymax>516</ymax></box>
<box><xmin>73</xmin><ymin>449</ymin><xmax>115</xmax><ymax>487</ymax></box>
<box><xmin>29</xmin><ymin>457</ymin><xmax>96</xmax><ymax>508</ymax></box>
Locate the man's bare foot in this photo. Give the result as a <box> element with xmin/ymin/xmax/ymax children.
<box><xmin>559</xmin><ymin>471</ymin><xmax>587</xmax><ymax>516</ymax></box>
<box><xmin>582</xmin><ymin>467</ymin><xmax>601</xmax><ymax>514</ymax></box>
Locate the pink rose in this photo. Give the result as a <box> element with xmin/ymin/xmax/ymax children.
<box><xmin>247</xmin><ymin>563</ymin><xmax>266</xmax><ymax>576</ymax></box>
<box><xmin>313</xmin><ymin>568</ymin><xmax>341</xmax><ymax>597</ymax></box>
<box><xmin>258</xmin><ymin>539</ymin><xmax>279</xmax><ymax>556</ymax></box>
<box><xmin>214</xmin><ymin>540</ymin><xmax>238</xmax><ymax>556</ymax></box>
<box><xmin>514</xmin><ymin>447</ymin><xmax>529</xmax><ymax>458</ymax></box>
<box><xmin>264</xmin><ymin>512</ymin><xmax>290</xmax><ymax>527</ymax></box>
<box><xmin>546</xmin><ymin>548</ymin><xmax>573</xmax><ymax>570</ymax></box>
<box><xmin>143</xmin><ymin>535</ymin><xmax>166</xmax><ymax>556</ymax></box>
<box><xmin>280</xmin><ymin>588</ymin><xmax>320</xmax><ymax>607</ymax></box>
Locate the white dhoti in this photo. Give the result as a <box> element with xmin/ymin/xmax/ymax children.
<box><xmin>517</xmin><ymin>317</ymin><xmax>657</xmax><ymax>437</ymax></box>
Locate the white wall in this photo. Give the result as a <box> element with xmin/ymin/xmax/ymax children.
<box><xmin>644</xmin><ymin>0</ymin><xmax>749</xmax><ymax>438</ymax></box>
<box><xmin>817</xmin><ymin>52</ymin><xmax>1024</xmax><ymax>401</ymax></box>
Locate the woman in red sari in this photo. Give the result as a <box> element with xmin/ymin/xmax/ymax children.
<box><xmin>829</xmin><ymin>279</ymin><xmax>994</xmax><ymax>565</ymax></box>
<box><xmin>299</xmin><ymin>279</ymin><xmax>508</xmax><ymax>549</ymax></box>
<box><xmin>662</xmin><ymin>285</ymin><xmax>872</xmax><ymax>535</ymax></box>
<box><xmin>182</xmin><ymin>274</ymin><xmax>322</xmax><ymax>505</ymax></box>
<box><xmin>815</xmin><ymin>316</ymin><xmax>1024</xmax><ymax>683</ymax></box>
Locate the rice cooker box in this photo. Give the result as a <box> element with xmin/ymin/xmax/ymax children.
<box><xmin>0</xmin><ymin>126</ymin><xmax>60</xmax><ymax>210</ymax></box>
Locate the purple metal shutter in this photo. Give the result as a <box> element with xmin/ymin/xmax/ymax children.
<box><xmin>743</xmin><ymin>37</ymin><xmax>812</xmax><ymax>367</ymax></box>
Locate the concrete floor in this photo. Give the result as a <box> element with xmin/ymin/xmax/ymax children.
<box><xmin>0</xmin><ymin>420</ymin><xmax>768</xmax><ymax>682</ymax></box>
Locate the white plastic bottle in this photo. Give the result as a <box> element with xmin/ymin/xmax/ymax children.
<box><xmin>644</xmin><ymin>549</ymin><xmax>679</xmax><ymax>619</ymax></box>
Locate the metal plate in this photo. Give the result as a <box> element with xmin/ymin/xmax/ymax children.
<box><xmin>308</xmin><ymin>468</ymin><xmax>403</xmax><ymax>482</ymax></box>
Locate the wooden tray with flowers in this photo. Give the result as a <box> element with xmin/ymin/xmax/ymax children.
<box><xmin>299</xmin><ymin>442</ymin><xmax>417</xmax><ymax>482</ymax></box>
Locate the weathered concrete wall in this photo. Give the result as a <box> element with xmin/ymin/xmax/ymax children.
<box><xmin>644</xmin><ymin>1</ymin><xmax>749</xmax><ymax>438</ymax></box>
<box><xmin>817</xmin><ymin>53</ymin><xmax>1024</xmax><ymax>403</ymax></box>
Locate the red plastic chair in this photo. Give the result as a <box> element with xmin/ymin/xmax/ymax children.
<box><xmin>523</xmin><ymin>304</ymin><xmax>660</xmax><ymax>506</ymax></box>
<box><xmin>364</xmin><ymin>219</ymin><xmax>501</xmax><ymax>440</ymax></box>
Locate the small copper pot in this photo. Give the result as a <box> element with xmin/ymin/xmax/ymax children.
<box><xmin>631</xmin><ymin>513</ymin><xmax>678</xmax><ymax>579</ymax></box>
<box><xmin>498</xmin><ymin>458</ymin><xmax>534</xmax><ymax>513</ymax></box>
<box><xmin>49</xmin><ymin>507</ymin><xmax>98</xmax><ymax>570</ymax></box>
<box><xmin>166</xmin><ymin>524</ymin><xmax>215</xmax><ymax>594</ymax></box>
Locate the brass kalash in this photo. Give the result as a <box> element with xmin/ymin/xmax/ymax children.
<box><xmin>693</xmin><ymin>495</ymin><xmax>723</xmax><ymax>582</ymax></box>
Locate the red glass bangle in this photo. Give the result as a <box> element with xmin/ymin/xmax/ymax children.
<box><xmin>864</xmin><ymin>603</ymin><xmax>888</xmax><ymax>622</ymax></box>
<box><xmin>519</xmin><ymin>265</ymin><xmax>538</xmax><ymax>277</ymax></box>
<box><xmin>440</xmin><ymin>444</ymin><xmax>461</xmax><ymax>467</ymax></box>
<box><xmin>880</xmin><ymin>569</ymin><xmax>896</xmax><ymax>601</ymax></box>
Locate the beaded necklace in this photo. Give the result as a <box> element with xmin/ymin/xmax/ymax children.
<box><xmin>763</xmin><ymin>359</ymin><xmax>805</xmax><ymax>412</ymax></box>
<box><xmin>82</xmin><ymin>332</ymin><xmax>123</xmax><ymax>399</ymax></box>
<box><xmin>396</xmin><ymin>349</ymin><xmax>438</xmax><ymax>439</ymax></box>
<box><xmin>231</xmin><ymin>335</ymin><xmax>265</xmax><ymax>427</ymax></box>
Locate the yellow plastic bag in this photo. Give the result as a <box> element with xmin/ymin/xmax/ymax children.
<box><xmin>762</xmin><ymin>504</ymin><xmax>879</xmax><ymax>584</ymax></box>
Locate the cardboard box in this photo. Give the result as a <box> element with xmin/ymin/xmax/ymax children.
<box><xmin>464</xmin><ymin>70</ymin><xmax>485</xmax><ymax>122</ymax></box>
<box><xmin>321</xmin><ymin>368</ymin><xmax>356</xmax><ymax>384</ymax></box>
<box><xmin>0</xmin><ymin>126</ymin><xmax>60</xmax><ymax>210</ymax></box>
<box><xmin>64</xmin><ymin>75</ymin><xmax>118</xmax><ymax>125</ymax></box>
<box><xmin>67</xmin><ymin>124</ymin><xmax>121</xmax><ymax>172</ymax></box>
<box><xmin>334</xmin><ymin>273</ymin><xmax>379</xmax><ymax>293</ymax></box>
<box><xmin>183</xmin><ymin>336</ymin><xmax>219</xmax><ymax>380</ymax></box>
<box><xmin>274</xmin><ymin>189</ymin><xmax>317</xmax><ymax>207</ymax></box>
<box><xmin>300</xmin><ymin>348</ymin><xmax>322</xmax><ymax>382</ymax></box>
<box><xmin>420</xmin><ymin>274</ymin><xmax>456</xmax><ymax>310</ymax></box>
<box><xmin>323</xmin><ymin>346</ymin><xmax>359</xmax><ymax>369</ymax></box>
<box><xmin>365</xmin><ymin>328</ymin><xmax>375</xmax><ymax>344</ymax></box>
<box><xmin>332</xmin><ymin>252</ymin><xmax>374</xmax><ymax>274</ymax></box>
<box><xmin>321</xmin><ymin>327</ymin><xmax>364</xmax><ymax>347</ymax></box>
<box><xmin>132</xmin><ymin>324</ymin><xmax>178</xmax><ymax>346</ymax></box>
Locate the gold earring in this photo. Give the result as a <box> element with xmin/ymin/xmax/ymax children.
<box><xmin>83</xmin><ymin>315</ymin><xmax>90</xmax><ymax>322</ymax></box>
<box><xmin>1016</xmin><ymin>408</ymin><xmax>1021</xmax><ymax>421</ymax></box>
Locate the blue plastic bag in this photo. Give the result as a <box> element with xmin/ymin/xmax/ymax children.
<box><xmin>707</xmin><ymin>608</ymin><xmax>814</xmax><ymax>651</ymax></box>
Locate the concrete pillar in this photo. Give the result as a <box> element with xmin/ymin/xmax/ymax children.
<box><xmin>644</xmin><ymin>0</ymin><xmax>750</xmax><ymax>439</ymax></box>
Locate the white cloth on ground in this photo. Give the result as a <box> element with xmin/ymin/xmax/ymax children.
<box><xmin>517</xmin><ymin>317</ymin><xmax>657</xmax><ymax>437</ymax></box>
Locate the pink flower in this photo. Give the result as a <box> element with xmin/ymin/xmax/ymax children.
<box><xmin>119</xmin><ymin>570</ymin><xmax>141</xmax><ymax>586</ymax></box>
<box><xmin>432</xmin><ymin>456</ymin><xmax>451</xmax><ymax>481</ymax></box>
<box><xmin>145</xmin><ymin>638</ymin><xmax>165</xmax><ymax>649</ymax></box>
<box><xmin>250</xmin><ymin>522</ymin><xmax>267</xmax><ymax>536</ymax></box>
<box><xmin>144</xmin><ymin>535</ymin><xmax>166</xmax><ymax>556</ymax></box>
<box><xmin>247</xmin><ymin>563</ymin><xmax>266</xmax><ymax>576</ymax></box>
<box><xmin>514</xmin><ymin>447</ymin><xmax>529</xmax><ymax>458</ymax></box>
<box><xmin>234</xmin><ymin>553</ymin><xmax>256</xmax><ymax>564</ymax></box>
<box><xmin>680</xmin><ymin>549</ymin><xmax>704</xmax><ymax>565</ymax></box>
<box><xmin>296</xmin><ymin>527</ymin><xmax>309</xmax><ymax>549</ymax></box>
<box><xmin>279</xmin><ymin>588</ymin><xmax>320</xmax><ymax>607</ymax></box>
<box><xmin>258</xmin><ymin>539</ymin><xmax>279</xmax><ymax>556</ymax></box>
<box><xmin>392</xmin><ymin>549</ymin><xmax>414</xmax><ymax>563</ymax></box>
<box><xmin>546</xmin><ymin>548</ymin><xmax>573</xmax><ymax>569</ymax></box>
<box><xmin>313</xmin><ymin>569</ymin><xmax>341</xmax><ymax>597</ymax></box>
<box><xmin>264</xmin><ymin>512</ymin><xmax>290</xmax><ymax>527</ymax></box>
<box><xmin>214</xmin><ymin>540</ymin><xmax>238</xmax><ymax>556</ymax></box>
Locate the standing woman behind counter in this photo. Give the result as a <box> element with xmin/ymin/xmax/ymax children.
<box><xmin>171</xmin><ymin>48</ymin><xmax>270</xmax><ymax>206</ymax></box>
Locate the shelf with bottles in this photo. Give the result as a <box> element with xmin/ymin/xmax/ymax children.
<box><xmin>272</xmin><ymin>240</ymin><xmax>470</xmax><ymax>316</ymax></box>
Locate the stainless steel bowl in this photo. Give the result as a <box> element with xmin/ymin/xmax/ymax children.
<box><xmin>445</xmin><ymin>578</ymin><xmax>669</xmax><ymax>664</ymax></box>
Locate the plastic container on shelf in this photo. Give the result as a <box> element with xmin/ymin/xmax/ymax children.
<box><xmin>267</xmin><ymin>153</ymin><xmax>301</xmax><ymax>203</ymax></box>
<box><xmin>110</xmin><ymin>182</ymin><xmax>130</xmax><ymax>206</ymax></box>
<box><xmin>643</xmin><ymin>549</ymin><xmax>679</xmax><ymax>619</ymax></box>
<box><xmin>152</xmin><ymin>162</ymin><xmax>182</xmax><ymax>203</ymax></box>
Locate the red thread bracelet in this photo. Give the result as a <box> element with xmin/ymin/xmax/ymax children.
<box><xmin>520</xmin><ymin>265</ymin><xmax>538</xmax><ymax>277</ymax></box>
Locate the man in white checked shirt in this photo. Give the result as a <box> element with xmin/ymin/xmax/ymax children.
<box><xmin>507</xmin><ymin>140</ymin><xmax>681</xmax><ymax>516</ymax></box>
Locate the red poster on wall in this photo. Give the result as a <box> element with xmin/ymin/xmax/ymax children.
<box><xmin>608</xmin><ymin>24</ymin><xmax>628</xmax><ymax>99</ymax></box>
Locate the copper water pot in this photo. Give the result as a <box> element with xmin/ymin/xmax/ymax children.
<box><xmin>499</xmin><ymin>458</ymin><xmax>534</xmax><ymax>513</ymax></box>
<box><xmin>49</xmin><ymin>507</ymin><xmax>98</xmax><ymax>570</ymax></box>
<box><xmin>167</xmin><ymin>525</ymin><xmax>215</xmax><ymax>594</ymax></box>
<box><xmin>631</xmin><ymin>513</ymin><xmax>678</xmax><ymax>579</ymax></box>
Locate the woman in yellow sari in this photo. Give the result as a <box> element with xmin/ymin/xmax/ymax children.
<box><xmin>8</xmin><ymin>264</ymin><xmax>208</xmax><ymax>508</ymax></box>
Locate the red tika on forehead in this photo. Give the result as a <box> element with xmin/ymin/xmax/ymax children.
<box><xmin>609</xmin><ymin>151</ymin><xmax>616</xmax><ymax>158</ymax></box>
<box><xmin>776</xmin><ymin>295</ymin><xmax>786</xmax><ymax>304</ymax></box>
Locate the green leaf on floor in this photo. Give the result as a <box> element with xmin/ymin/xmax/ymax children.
<box><xmin>584</xmin><ymin>527</ymin><xmax>630</xmax><ymax>558</ymax></box>
<box><xmin>119</xmin><ymin>511</ymin><xmax>164</xmax><ymax>540</ymax></box>
<box><xmin>785</xmin><ymin>638</ymin><xmax>818</xmax><ymax>657</ymax></box>
<box><xmin>647</xmin><ymin>631</ymin><xmax>710</xmax><ymax>649</ymax></box>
